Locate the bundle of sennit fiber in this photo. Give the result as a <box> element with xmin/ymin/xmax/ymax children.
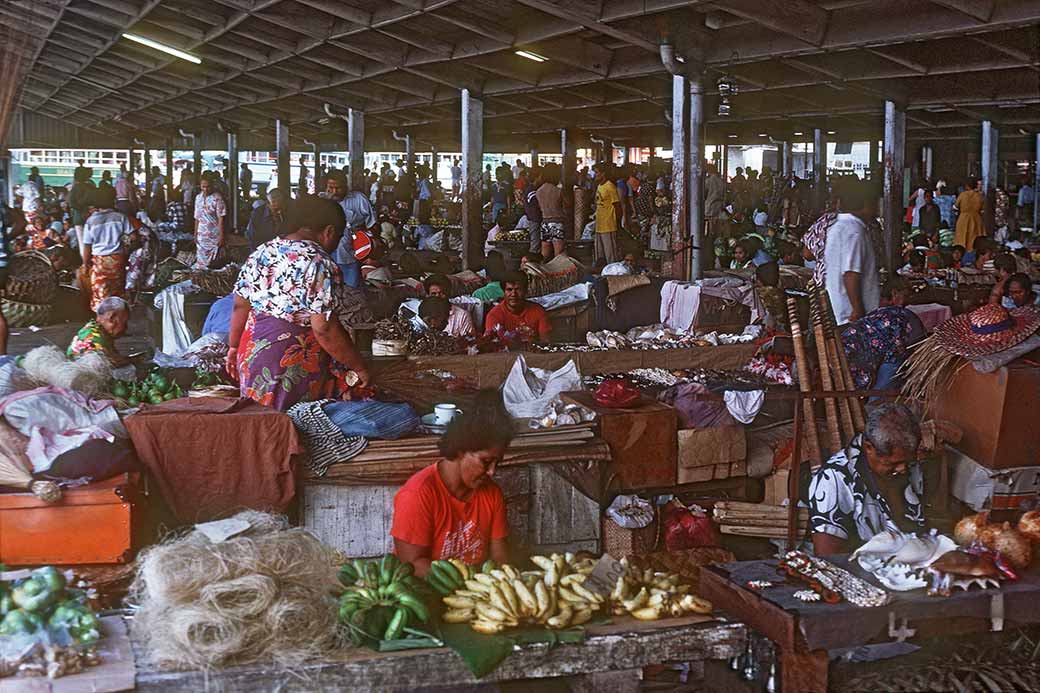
<box><xmin>22</xmin><ymin>345</ymin><xmax>112</xmax><ymax>396</ymax></box>
<box><xmin>130</xmin><ymin>511</ymin><xmax>345</xmax><ymax>670</ymax></box>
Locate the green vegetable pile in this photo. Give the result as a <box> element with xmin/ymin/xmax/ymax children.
<box><xmin>111</xmin><ymin>367</ymin><xmax>183</xmax><ymax>406</ymax></box>
<box><xmin>338</xmin><ymin>555</ymin><xmax>432</xmax><ymax>644</ymax></box>
<box><xmin>0</xmin><ymin>566</ymin><xmax>101</xmax><ymax>645</ymax></box>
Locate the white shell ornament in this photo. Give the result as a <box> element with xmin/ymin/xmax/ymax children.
<box><xmin>793</xmin><ymin>590</ymin><xmax>821</xmax><ymax>602</ymax></box>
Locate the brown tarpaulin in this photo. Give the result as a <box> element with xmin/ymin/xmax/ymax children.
<box><xmin>125</xmin><ymin>397</ymin><xmax>302</xmax><ymax>523</ymax></box>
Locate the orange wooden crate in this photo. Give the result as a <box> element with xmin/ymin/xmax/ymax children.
<box><xmin>0</xmin><ymin>473</ymin><xmax>138</xmax><ymax>566</ymax></box>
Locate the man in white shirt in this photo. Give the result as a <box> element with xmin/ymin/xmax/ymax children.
<box><xmin>823</xmin><ymin>179</ymin><xmax>880</xmax><ymax>325</ymax></box>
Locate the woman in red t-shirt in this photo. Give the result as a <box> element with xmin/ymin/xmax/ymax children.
<box><xmin>391</xmin><ymin>392</ymin><xmax>514</xmax><ymax>576</ymax></box>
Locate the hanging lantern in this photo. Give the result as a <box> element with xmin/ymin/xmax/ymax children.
<box><xmin>718</xmin><ymin>96</ymin><xmax>731</xmax><ymax>118</ymax></box>
<box><xmin>716</xmin><ymin>73</ymin><xmax>737</xmax><ymax>117</ymax></box>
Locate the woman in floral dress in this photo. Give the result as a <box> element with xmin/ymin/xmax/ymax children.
<box><xmin>227</xmin><ymin>196</ymin><xmax>370</xmax><ymax>411</ymax></box>
<box><xmin>193</xmin><ymin>173</ymin><xmax>226</xmax><ymax>269</ymax></box>
<box><xmin>840</xmin><ymin>305</ymin><xmax>925</xmax><ymax>390</ymax></box>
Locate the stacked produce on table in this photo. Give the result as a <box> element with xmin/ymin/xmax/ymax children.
<box><xmin>428</xmin><ymin>553</ymin><xmax>712</xmax><ymax>635</ymax></box>
<box><xmin>0</xmin><ymin>566</ymin><xmax>104</xmax><ymax>679</ymax></box>
<box><xmin>337</xmin><ymin>555</ymin><xmax>432</xmax><ymax>644</ymax></box>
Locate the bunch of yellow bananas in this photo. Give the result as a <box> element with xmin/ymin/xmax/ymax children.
<box><xmin>608</xmin><ymin>556</ymin><xmax>712</xmax><ymax>621</ymax></box>
<box><xmin>442</xmin><ymin>553</ymin><xmax>602</xmax><ymax>634</ymax></box>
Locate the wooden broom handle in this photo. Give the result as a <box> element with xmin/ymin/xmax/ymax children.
<box><xmin>812</xmin><ymin>322</ymin><xmax>844</xmax><ymax>454</ymax></box>
<box><xmin>821</xmin><ymin>288</ymin><xmax>866</xmax><ymax>431</ymax></box>
<box><xmin>787</xmin><ymin>297</ymin><xmax>822</xmax><ymax>465</ymax></box>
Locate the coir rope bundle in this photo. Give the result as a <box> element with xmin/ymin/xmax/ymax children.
<box><xmin>130</xmin><ymin>511</ymin><xmax>345</xmax><ymax>670</ymax></box>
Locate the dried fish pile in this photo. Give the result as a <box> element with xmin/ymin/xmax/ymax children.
<box><xmin>408</xmin><ymin>329</ymin><xmax>459</xmax><ymax>356</ymax></box>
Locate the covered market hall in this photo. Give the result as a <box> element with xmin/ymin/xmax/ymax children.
<box><xmin>1</xmin><ymin>0</ymin><xmax>1040</xmax><ymax>691</ymax></box>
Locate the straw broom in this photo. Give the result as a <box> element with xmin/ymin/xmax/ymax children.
<box><xmin>786</xmin><ymin>297</ymin><xmax>822</xmax><ymax>464</ymax></box>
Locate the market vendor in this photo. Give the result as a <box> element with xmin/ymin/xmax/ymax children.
<box><xmin>424</xmin><ymin>274</ymin><xmax>476</xmax><ymax>337</ymax></box>
<box><xmin>227</xmin><ymin>195</ymin><xmax>370</xmax><ymax>411</ymax></box>
<box><xmin>483</xmin><ymin>272</ymin><xmax>552</xmax><ymax>344</ymax></box>
<box><xmin>808</xmin><ymin>403</ymin><xmax>924</xmax><ymax>556</ymax></box>
<box><xmin>67</xmin><ymin>296</ymin><xmax>131</xmax><ymax>367</ymax></box>
<box><xmin>391</xmin><ymin>392</ymin><xmax>513</xmax><ymax>575</ymax></box>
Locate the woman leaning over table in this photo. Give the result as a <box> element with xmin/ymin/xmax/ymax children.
<box><xmin>226</xmin><ymin>195</ymin><xmax>370</xmax><ymax>411</ymax></box>
<box><xmin>391</xmin><ymin>391</ymin><xmax>513</xmax><ymax>577</ymax></box>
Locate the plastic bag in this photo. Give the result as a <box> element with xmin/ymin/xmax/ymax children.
<box><xmin>606</xmin><ymin>494</ymin><xmax>655</xmax><ymax>529</ymax></box>
<box><xmin>501</xmin><ymin>355</ymin><xmax>581</xmax><ymax>420</ymax></box>
<box><xmin>662</xmin><ymin>500</ymin><xmax>719</xmax><ymax>549</ymax></box>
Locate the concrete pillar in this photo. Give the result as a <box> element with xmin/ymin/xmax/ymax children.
<box><xmin>869</xmin><ymin>138</ymin><xmax>879</xmax><ymax>180</ymax></box>
<box><xmin>192</xmin><ymin>138</ymin><xmax>202</xmax><ymax>183</ymax></box>
<box><xmin>304</xmin><ymin>139</ymin><xmax>322</xmax><ymax>189</ymax></box>
<box><xmin>128</xmin><ymin>142</ymin><xmax>135</xmax><ymax>186</ymax></box>
<box><xmin>1034</xmin><ymin>133</ymin><xmax>1040</xmax><ymax>232</ymax></box>
<box><xmin>883</xmin><ymin>100</ymin><xmax>906</xmax><ymax>274</ymax></box>
<box><xmin>922</xmin><ymin>144</ymin><xmax>934</xmax><ymax>182</ymax></box>
<box><xmin>670</xmin><ymin>74</ymin><xmax>689</xmax><ymax>280</ymax></box>
<box><xmin>165</xmin><ymin>140</ymin><xmax>174</xmax><ymax>200</ymax></box>
<box><xmin>982</xmin><ymin>119</ymin><xmax>999</xmax><ymax>194</ymax></box>
<box><xmin>561</xmin><ymin>128</ymin><xmax>577</xmax><ymax>239</ymax></box>
<box><xmin>275</xmin><ymin>118</ymin><xmax>290</xmax><ymax>197</ymax></box>
<box><xmin>621</xmin><ymin>146</ymin><xmax>630</xmax><ymax>166</ymax></box>
<box><xmin>813</xmin><ymin>128</ymin><xmax>826</xmax><ymax>210</ymax></box>
<box><xmin>405</xmin><ymin>136</ymin><xmax>415</xmax><ymax>177</ymax></box>
<box><xmin>143</xmin><ymin>146</ymin><xmax>152</xmax><ymax>205</ymax></box>
<box><xmin>780</xmin><ymin>141</ymin><xmax>791</xmax><ymax>177</ymax></box>
<box><xmin>530</xmin><ymin>146</ymin><xmax>539</xmax><ymax>167</ymax></box>
<box><xmin>348</xmin><ymin>109</ymin><xmax>365</xmax><ymax>192</ymax></box>
<box><xmin>721</xmin><ymin>144</ymin><xmax>728</xmax><ymax>181</ymax></box>
<box><xmin>227</xmin><ymin>130</ymin><xmax>239</xmax><ymax>232</ymax></box>
<box><xmin>461</xmin><ymin>88</ymin><xmax>484</xmax><ymax>270</ymax></box>
<box><xmin>688</xmin><ymin>75</ymin><xmax>706</xmax><ymax>280</ymax></box>
<box><xmin>430</xmin><ymin>145</ymin><xmax>439</xmax><ymax>185</ymax></box>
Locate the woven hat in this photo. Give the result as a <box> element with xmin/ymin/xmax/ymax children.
<box><xmin>932</xmin><ymin>303</ymin><xmax>1040</xmax><ymax>358</ymax></box>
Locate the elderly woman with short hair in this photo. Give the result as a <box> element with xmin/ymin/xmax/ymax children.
<box><xmin>67</xmin><ymin>296</ymin><xmax>131</xmax><ymax>367</ymax></box>
<box><xmin>808</xmin><ymin>403</ymin><xmax>924</xmax><ymax>555</ymax></box>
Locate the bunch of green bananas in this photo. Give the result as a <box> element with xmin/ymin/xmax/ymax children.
<box><xmin>338</xmin><ymin>555</ymin><xmax>430</xmax><ymax>643</ymax></box>
<box><xmin>424</xmin><ymin>558</ymin><xmax>495</xmax><ymax>596</ymax></box>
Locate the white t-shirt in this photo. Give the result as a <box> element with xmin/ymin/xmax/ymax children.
<box><xmin>823</xmin><ymin>213</ymin><xmax>880</xmax><ymax>325</ymax></box>
<box><xmin>82</xmin><ymin>209</ymin><xmax>132</xmax><ymax>256</ymax></box>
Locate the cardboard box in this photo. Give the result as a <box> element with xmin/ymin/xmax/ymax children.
<box><xmin>563</xmin><ymin>391</ymin><xmax>677</xmax><ymax>489</ymax></box>
<box><xmin>678</xmin><ymin>427</ymin><xmax>747</xmax><ymax>469</ymax></box>
<box><xmin>763</xmin><ymin>469</ymin><xmax>791</xmax><ymax>506</ymax></box>
<box><xmin>948</xmin><ymin>445</ymin><xmax>1040</xmax><ymax>511</ymax></box>
<box><xmin>931</xmin><ymin>361</ymin><xmax>1040</xmax><ymax>469</ymax></box>
<box><xmin>677</xmin><ymin>465</ymin><xmax>716</xmax><ymax>484</ymax></box>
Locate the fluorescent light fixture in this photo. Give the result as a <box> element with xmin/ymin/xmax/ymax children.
<box><xmin>827</xmin><ymin>130</ymin><xmax>836</xmax><ymax>135</ymax></box>
<box><xmin>793</xmin><ymin>131</ymin><xmax>804</xmax><ymax>135</ymax></box>
<box><xmin>123</xmin><ymin>33</ymin><xmax>201</xmax><ymax>64</ymax></box>
<box><xmin>758</xmin><ymin>132</ymin><xmax>768</xmax><ymax>137</ymax></box>
<box><xmin>727</xmin><ymin>134</ymin><xmax>738</xmax><ymax>138</ymax></box>
<box><xmin>515</xmin><ymin>50</ymin><xmax>547</xmax><ymax>63</ymax></box>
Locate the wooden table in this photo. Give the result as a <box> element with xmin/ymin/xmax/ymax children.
<box><xmin>700</xmin><ymin>556</ymin><xmax>1040</xmax><ymax>693</ymax></box>
<box><xmin>133</xmin><ymin>615</ymin><xmax>745</xmax><ymax>692</ymax></box>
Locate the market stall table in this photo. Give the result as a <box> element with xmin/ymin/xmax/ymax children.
<box><xmin>132</xmin><ymin>614</ymin><xmax>745</xmax><ymax>692</ymax></box>
<box><xmin>700</xmin><ymin>555</ymin><xmax>1040</xmax><ymax>692</ymax></box>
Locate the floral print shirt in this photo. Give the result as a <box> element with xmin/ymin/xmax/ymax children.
<box><xmin>840</xmin><ymin>306</ymin><xmax>925</xmax><ymax>389</ymax></box>
<box><xmin>808</xmin><ymin>434</ymin><xmax>924</xmax><ymax>545</ymax></box>
<box><xmin>234</xmin><ymin>237</ymin><xmax>342</xmax><ymax>326</ymax></box>
<box><xmin>67</xmin><ymin>319</ymin><xmax>116</xmax><ymax>362</ymax></box>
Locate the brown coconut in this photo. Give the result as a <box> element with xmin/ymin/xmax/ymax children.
<box><xmin>977</xmin><ymin>522</ymin><xmax>1033</xmax><ymax>568</ymax></box>
<box><xmin>1017</xmin><ymin>510</ymin><xmax>1040</xmax><ymax>544</ymax></box>
<box><xmin>953</xmin><ymin>512</ymin><xmax>990</xmax><ymax>546</ymax></box>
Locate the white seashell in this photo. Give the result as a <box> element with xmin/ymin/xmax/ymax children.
<box><xmin>793</xmin><ymin>590</ymin><xmax>821</xmax><ymax>602</ymax></box>
<box><xmin>747</xmin><ymin>580</ymin><xmax>774</xmax><ymax>590</ymax></box>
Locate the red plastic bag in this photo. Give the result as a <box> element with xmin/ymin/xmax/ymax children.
<box><xmin>662</xmin><ymin>499</ymin><xmax>719</xmax><ymax>550</ymax></box>
<box><xmin>592</xmin><ymin>379</ymin><xmax>641</xmax><ymax>408</ymax></box>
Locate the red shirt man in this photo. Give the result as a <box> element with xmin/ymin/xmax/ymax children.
<box><xmin>483</xmin><ymin>274</ymin><xmax>552</xmax><ymax>343</ymax></box>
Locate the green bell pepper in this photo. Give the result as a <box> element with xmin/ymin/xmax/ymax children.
<box><xmin>11</xmin><ymin>576</ymin><xmax>56</xmax><ymax>613</ymax></box>
<box><xmin>31</xmin><ymin>567</ymin><xmax>66</xmax><ymax>593</ymax></box>
<box><xmin>48</xmin><ymin>601</ymin><xmax>101</xmax><ymax>644</ymax></box>
<box><xmin>0</xmin><ymin>609</ymin><xmax>43</xmax><ymax>636</ymax></box>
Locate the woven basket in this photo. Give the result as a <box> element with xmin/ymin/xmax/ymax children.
<box><xmin>602</xmin><ymin>510</ymin><xmax>660</xmax><ymax>559</ymax></box>
<box><xmin>1</xmin><ymin>299</ymin><xmax>51</xmax><ymax>328</ymax></box>
<box><xmin>3</xmin><ymin>251</ymin><xmax>57</xmax><ymax>305</ymax></box>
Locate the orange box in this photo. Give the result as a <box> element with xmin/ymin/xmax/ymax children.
<box><xmin>0</xmin><ymin>474</ymin><xmax>137</xmax><ymax>565</ymax></box>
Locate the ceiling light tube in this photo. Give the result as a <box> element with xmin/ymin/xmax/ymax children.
<box><xmin>123</xmin><ymin>33</ymin><xmax>201</xmax><ymax>64</ymax></box>
<box><xmin>515</xmin><ymin>50</ymin><xmax>547</xmax><ymax>63</ymax></box>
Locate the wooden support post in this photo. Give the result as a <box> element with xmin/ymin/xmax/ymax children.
<box><xmin>883</xmin><ymin>101</ymin><xmax>906</xmax><ymax>273</ymax></box>
<box><xmin>670</xmin><ymin>75</ymin><xmax>688</xmax><ymax>280</ymax></box>
<box><xmin>164</xmin><ymin>139</ymin><xmax>174</xmax><ymax>201</ymax></box>
<box><xmin>348</xmin><ymin>109</ymin><xmax>365</xmax><ymax>192</ymax></box>
<box><xmin>461</xmin><ymin>88</ymin><xmax>484</xmax><ymax>270</ymax></box>
<box><xmin>275</xmin><ymin>118</ymin><xmax>291</xmax><ymax>197</ymax></box>
<box><xmin>561</xmin><ymin>128</ymin><xmax>577</xmax><ymax>239</ymax></box>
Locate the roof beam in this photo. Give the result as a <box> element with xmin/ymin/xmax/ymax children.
<box><xmin>513</xmin><ymin>0</ymin><xmax>659</xmax><ymax>52</ymax></box>
<box><xmin>711</xmin><ymin>0</ymin><xmax>830</xmax><ymax>46</ymax></box>
<box><xmin>929</xmin><ymin>0</ymin><xmax>995</xmax><ymax>21</ymax></box>
<box><xmin>432</xmin><ymin>7</ymin><xmax>514</xmax><ymax>45</ymax></box>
